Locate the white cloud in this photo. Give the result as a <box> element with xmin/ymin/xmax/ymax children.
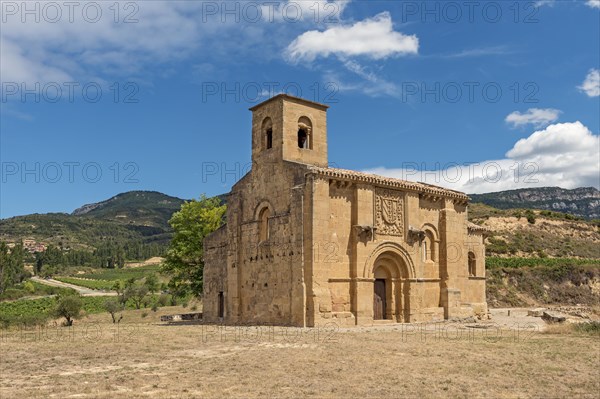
<box><xmin>363</xmin><ymin>122</ymin><xmax>599</xmax><ymax>193</ymax></box>
<box><xmin>505</xmin><ymin>108</ymin><xmax>561</xmax><ymax>128</ymax></box>
<box><xmin>578</xmin><ymin>69</ymin><xmax>600</xmax><ymax>97</ymax></box>
<box><xmin>340</xmin><ymin>60</ymin><xmax>399</xmax><ymax>96</ymax></box>
<box><xmin>0</xmin><ymin>37</ymin><xmax>73</xmax><ymax>84</ymax></box>
<box><xmin>1</xmin><ymin>2</ymin><xmax>211</xmax><ymax>87</ymax></box>
<box><xmin>534</xmin><ymin>0</ymin><xmax>556</xmax><ymax>7</ymax></box>
<box><xmin>586</xmin><ymin>1</ymin><xmax>600</xmax><ymax>9</ymax></box>
<box><xmin>1</xmin><ymin>1</ymin><xmax>350</xmax><ymax>89</ymax></box>
<box><xmin>285</xmin><ymin>12</ymin><xmax>418</xmax><ymax>62</ymax></box>
<box><xmin>259</xmin><ymin>1</ymin><xmax>349</xmax><ymax>23</ymax></box>
<box><xmin>444</xmin><ymin>46</ymin><xmax>512</xmax><ymax>58</ymax></box>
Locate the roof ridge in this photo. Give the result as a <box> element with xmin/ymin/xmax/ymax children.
<box><xmin>308</xmin><ymin>165</ymin><xmax>469</xmax><ymax>200</ymax></box>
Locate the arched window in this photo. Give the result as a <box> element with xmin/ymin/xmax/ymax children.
<box><xmin>259</xmin><ymin>207</ymin><xmax>271</xmax><ymax>242</ymax></box>
<box><xmin>468</xmin><ymin>252</ymin><xmax>476</xmax><ymax>276</ymax></box>
<box><xmin>266</xmin><ymin>128</ymin><xmax>273</xmax><ymax>149</ymax></box>
<box><xmin>262</xmin><ymin>117</ymin><xmax>273</xmax><ymax>150</ymax></box>
<box><xmin>297</xmin><ymin>116</ymin><xmax>312</xmax><ymax>149</ymax></box>
<box><xmin>423</xmin><ymin>231</ymin><xmax>435</xmax><ymax>262</ymax></box>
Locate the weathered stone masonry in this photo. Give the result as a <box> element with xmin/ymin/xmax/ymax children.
<box><xmin>203</xmin><ymin>94</ymin><xmax>487</xmax><ymax>327</ymax></box>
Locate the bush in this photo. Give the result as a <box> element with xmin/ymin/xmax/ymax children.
<box><xmin>141</xmin><ymin>311</ymin><xmax>148</xmax><ymax>318</ymax></box>
<box><xmin>157</xmin><ymin>294</ymin><xmax>170</xmax><ymax>306</ymax></box>
<box><xmin>22</xmin><ymin>314</ymin><xmax>50</xmax><ymax>327</ymax></box>
<box><xmin>23</xmin><ymin>281</ymin><xmax>36</xmax><ymax>293</ymax></box>
<box><xmin>151</xmin><ymin>303</ymin><xmax>159</xmax><ymax>312</ymax></box>
<box><xmin>574</xmin><ymin>321</ymin><xmax>600</xmax><ymax>335</ymax></box>
<box><xmin>190</xmin><ymin>305</ymin><xmax>197</xmax><ymax>311</ymax></box>
<box><xmin>525</xmin><ymin>210</ymin><xmax>536</xmax><ymax>224</ymax></box>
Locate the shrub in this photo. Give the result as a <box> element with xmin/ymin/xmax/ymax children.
<box><xmin>574</xmin><ymin>321</ymin><xmax>600</xmax><ymax>335</ymax></box>
<box><xmin>54</xmin><ymin>295</ymin><xmax>83</xmax><ymax>326</ymax></box>
<box><xmin>151</xmin><ymin>303</ymin><xmax>159</xmax><ymax>312</ymax></box>
<box><xmin>157</xmin><ymin>294</ymin><xmax>169</xmax><ymax>306</ymax></box>
<box><xmin>16</xmin><ymin>314</ymin><xmax>49</xmax><ymax>327</ymax></box>
<box><xmin>141</xmin><ymin>312</ymin><xmax>148</xmax><ymax>318</ymax></box>
<box><xmin>22</xmin><ymin>281</ymin><xmax>36</xmax><ymax>293</ymax></box>
<box><xmin>525</xmin><ymin>210</ymin><xmax>536</xmax><ymax>224</ymax></box>
<box><xmin>190</xmin><ymin>305</ymin><xmax>197</xmax><ymax>311</ymax></box>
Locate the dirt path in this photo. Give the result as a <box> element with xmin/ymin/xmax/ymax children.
<box><xmin>30</xmin><ymin>276</ymin><xmax>117</xmax><ymax>297</ymax></box>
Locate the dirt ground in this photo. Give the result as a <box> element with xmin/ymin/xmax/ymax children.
<box><xmin>1</xmin><ymin>307</ymin><xmax>598</xmax><ymax>399</ymax></box>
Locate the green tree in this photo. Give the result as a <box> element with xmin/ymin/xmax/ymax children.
<box><xmin>112</xmin><ymin>280</ymin><xmax>127</xmax><ymax>304</ymax></box>
<box><xmin>54</xmin><ymin>295</ymin><xmax>83</xmax><ymax>326</ymax></box>
<box><xmin>103</xmin><ymin>299</ymin><xmax>124</xmax><ymax>323</ymax></box>
<box><xmin>161</xmin><ymin>195</ymin><xmax>226</xmax><ymax>297</ymax></box>
<box><xmin>0</xmin><ymin>241</ymin><xmax>27</xmax><ymax>294</ymax></box>
<box><xmin>125</xmin><ymin>284</ymin><xmax>149</xmax><ymax>309</ymax></box>
<box><xmin>144</xmin><ymin>273</ymin><xmax>159</xmax><ymax>294</ymax></box>
<box><xmin>35</xmin><ymin>245</ymin><xmax>63</xmax><ymax>275</ymax></box>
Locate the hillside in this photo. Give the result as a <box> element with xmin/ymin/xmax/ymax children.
<box><xmin>469</xmin><ymin>203</ymin><xmax>600</xmax><ymax>258</ymax></box>
<box><xmin>469</xmin><ymin>187</ymin><xmax>600</xmax><ymax>219</ymax></box>
<box><xmin>72</xmin><ymin>191</ymin><xmax>185</xmax><ymax>228</ymax></box>
<box><xmin>485</xmin><ymin>258</ymin><xmax>600</xmax><ymax>308</ymax></box>
<box><xmin>0</xmin><ymin>191</ymin><xmax>187</xmax><ymax>252</ymax></box>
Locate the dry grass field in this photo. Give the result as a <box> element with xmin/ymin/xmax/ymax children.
<box><xmin>1</xmin><ymin>307</ymin><xmax>599</xmax><ymax>399</ymax></box>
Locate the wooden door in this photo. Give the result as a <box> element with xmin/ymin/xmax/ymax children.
<box><xmin>374</xmin><ymin>279</ymin><xmax>386</xmax><ymax>320</ymax></box>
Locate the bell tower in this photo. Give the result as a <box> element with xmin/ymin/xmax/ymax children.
<box><xmin>249</xmin><ymin>94</ymin><xmax>329</xmax><ymax>167</ymax></box>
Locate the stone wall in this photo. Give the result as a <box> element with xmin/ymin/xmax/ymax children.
<box><xmin>203</xmin><ymin>94</ymin><xmax>487</xmax><ymax>327</ymax></box>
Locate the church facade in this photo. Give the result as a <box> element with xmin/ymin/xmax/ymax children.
<box><xmin>203</xmin><ymin>94</ymin><xmax>487</xmax><ymax>327</ymax></box>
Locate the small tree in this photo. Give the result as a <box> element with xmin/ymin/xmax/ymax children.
<box><xmin>167</xmin><ymin>279</ymin><xmax>189</xmax><ymax>306</ymax></box>
<box><xmin>112</xmin><ymin>280</ymin><xmax>123</xmax><ymax>294</ymax></box>
<box><xmin>54</xmin><ymin>295</ymin><xmax>83</xmax><ymax>326</ymax></box>
<box><xmin>125</xmin><ymin>277</ymin><xmax>137</xmax><ymax>289</ymax></box>
<box><xmin>103</xmin><ymin>299</ymin><xmax>124</xmax><ymax>323</ymax></box>
<box><xmin>125</xmin><ymin>284</ymin><xmax>149</xmax><ymax>310</ymax></box>
<box><xmin>144</xmin><ymin>274</ymin><xmax>159</xmax><ymax>294</ymax></box>
<box><xmin>161</xmin><ymin>195</ymin><xmax>226</xmax><ymax>297</ymax></box>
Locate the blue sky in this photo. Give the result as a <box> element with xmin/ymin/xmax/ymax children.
<box><xmin>1</xmin><ymin>0</ymin><xmax>599</xmax><ymax>218</ymax></box>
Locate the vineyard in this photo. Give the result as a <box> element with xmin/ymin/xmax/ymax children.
<box><xmin>0</xmin><ymin>296</ymin><xmax>107</xmax><ymax>327</ymax></box>
<box><xmin>53</xmin><ymin>277</ymin><xmax>117</xmax><ymax>291</ymax></box>
<box><xmin>0</xmin><ymin>280</ymin><xmax>76</xmax><ymax>301</ymax></box>
<box><xmin>0</xmin><ymin>295</ymin><xmax>160</xmax><ymax>327</ymax></box>
<box><xmin>52</xmin><ymin>264</ymin><xmax>163</xmax><ymax>290</ymax></box>
<box><xmin>70</xmin><ymin>264</ymin><xmax>161</xmax><ymax>281</ymax></box>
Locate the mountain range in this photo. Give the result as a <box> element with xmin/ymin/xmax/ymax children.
<box><xmin>469</xmin><ymin>187</ymin><xmax>599</xmax><ymax>219</ymax></box>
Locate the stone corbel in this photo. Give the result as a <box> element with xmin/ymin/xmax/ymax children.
<box><xmin>408</xmin><ymin>226</ymin><xmax>425</xmax><ymax>243</ymax></box>
<box><xmin>354</xmin><ymin>225</ymin><xmax>376</xmax><ymax>241</ymax></box>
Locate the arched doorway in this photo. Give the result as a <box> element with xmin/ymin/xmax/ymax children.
<box><xmin>371</xmin><ymin>249</ymin><xmax>412</xmax><ymax>322</ymax></box>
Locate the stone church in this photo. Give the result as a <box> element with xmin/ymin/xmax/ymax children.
<box><xmin>203</xmin><ymin>94</ymin><xmax>487</xmax><ymax>326</ymax></box>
